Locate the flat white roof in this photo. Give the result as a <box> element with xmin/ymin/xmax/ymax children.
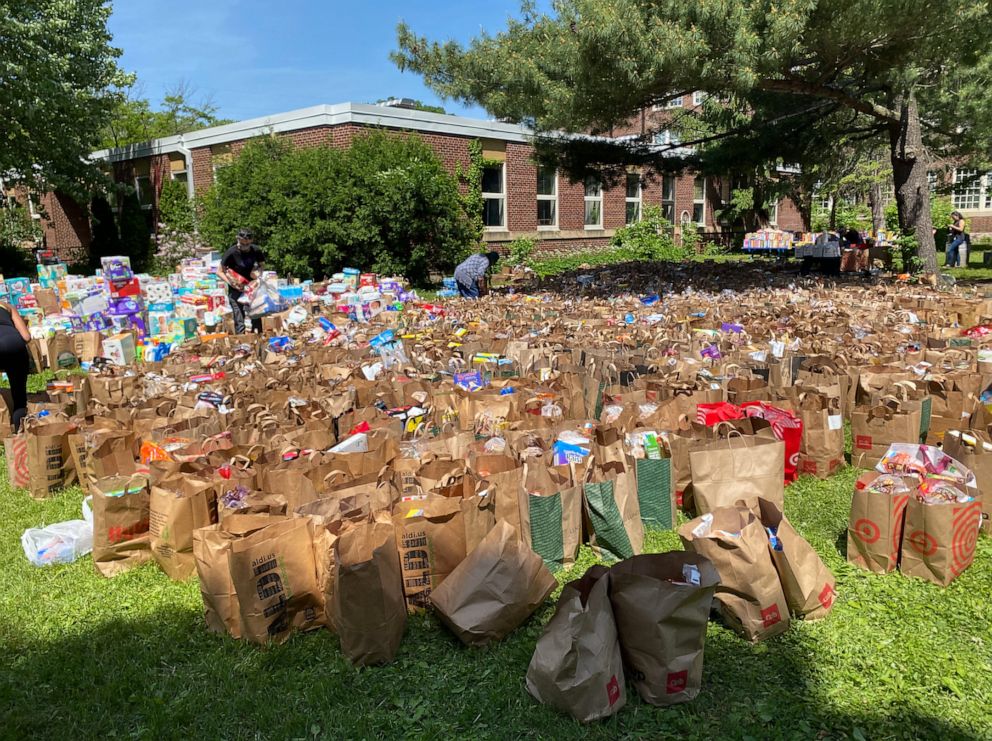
<box><xmin>90</xmin><ymin>103</ymin><xmax>535</xmax><ymax>162</ymax></box>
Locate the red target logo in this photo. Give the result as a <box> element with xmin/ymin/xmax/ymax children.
<box><xmin>761</xmin><ymin>604</ymin><xmax>782</xmax><ymax>628</ymax></box>
<box><xmin>10</xmin><ymin>437</ymin><xmax>28</xmax><ymax>486</ymax></box>
<box><xmin>951</xmin><ymin>502</ymin><xmax>981</xmax><ymax>576</ymax></box>
<box><xmin>853</xmin><ymin>518</ymin><xmax>881</xmax><ymax>544</ymax></box>
<box><xmin>666</xmin><ymin>670</ymin><xmax>688</xmax><ymax>695</ymax></box>
<box><xmin>818</xmin><ymin>583</ymin><xmax>836</xmax><ymax>609</ymax></box>
<box><xmin>606</xmin><ymin>675</ymin><xmax>621</xmax><ymax>705</ymax></box>
<box><xmin>908</xmin><ymin>530</ymin><xmax>938</xmax><ymax>556</ymax></box>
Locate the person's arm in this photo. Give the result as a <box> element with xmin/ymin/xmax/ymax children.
<box><xmin>950</xmin><ymin>219</ymin><xmax>965</xmax><ymax>234</ymax></box>
<box><xmin>250</xmin><ymin>250</ymin><xmax>264</xmax><ymax>280</ymax></box>
<box><xmin>1</xmin><ymin>303</ymin><xmax>31</xmax><ymax>342</ymax></box>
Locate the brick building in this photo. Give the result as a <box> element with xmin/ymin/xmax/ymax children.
<box><xmin>30</xmin><ymin>100</ymin><xmax>809</xmax><ymax>261</ymax></box>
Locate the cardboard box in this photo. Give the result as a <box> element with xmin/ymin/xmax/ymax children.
<box><xmin>102</xmin><ymin>332</ymin><xmax>136</xmax><ymax>366</ymax></box>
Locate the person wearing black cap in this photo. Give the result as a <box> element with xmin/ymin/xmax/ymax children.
<box><xmin>453</xmin><ymin>251</ymin><xmax>500</xmax><ymax>299</ymax></box>
<box><xmin>219</xmin><ymin>228</ymin><xmax>265</xmax><ymax>333</ymax></box>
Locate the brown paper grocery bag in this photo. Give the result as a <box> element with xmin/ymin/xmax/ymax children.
<box><xmin>679</xmin><ymin>506</ymin><xmax>789</xmax><ymax>642</ymax></box>
<box><xmin>229</xmin><ymin>517</ymin><xmax>325</xmax><ymax>644</ymax></box>
<box><xmin>608</xmin><ymin>552</ymin><xmax>720</xmax><ymax>705</ymax></box>
<box><xmin>461</xmin><ymin>485</ymin><xmax>496</xmax><ymax>554</ymax></box>
<box><xmin>900</xmin><ymin>495</ymin><xmax>983</xmax><ymax>586</ymax></box>
<box><xmin>796</xmin><ymin>394</ymin><xmax>845</xmax><ymax>479</ymax></box>
<box><xmin>942</xmin><ymin>431</ymin><xmax>992</xmax><ymax>535</ymax></box>
<box><xmin>846</xmin><ymin>472</ymin><xmax>912</xmax><ymax>574</ymax></box>
<box><xmin>193</xmin><ymin>514</ymin><xmax>283</xmax><ymax>638</ymax></box>
<box><xmin>91</xmin><ymin>474</ymin><xmax>152</xmax><ymax>577</ymax></box>
<box><xmin>4</xmin><ymin>435</ymin><xmax>29</xmax><ymax>489</ymax></box>
<box><xmin>737</xmin><ymin>498</ymin><xmax>836</xmax><ymax>619</ymax></box>
<box><xmin>850</xmin><ymin>405</ymin><xmax>921</xmax><ymax>469</ymax></box>
<box><xmin>22</xmin><ymin>420</ymin><xmax>75</xmax><ymax>498</ymax></box>
<box><xmin>332</xmin><ymin>514</ymin><xmax>406</xmax><ymax>665</ymax></box>
<box><xmin>473</xmin><ymin>455</ymin><xmax>525</xmax><ymax>539</ymax></box>
<box><xmin>430</xmin><ymin>520</ymin><xmax>556</xmax><ymax>646</ymax></box>
<box><xmin>688</xmin><ymin>435</ymin><xmax>784</xmax><ymax>515</ymax></box>
<box><xmin>393</xmin><ymin>496</ymin><xmax>467</xmax><ymax>612</ymax></box>
<box><xmin>526</xmin><ymin>565</ymin><xmax>626</xmax><ymax>723</ymax></box>
<box><xmin>149</xmin><ymin>475</ymin><xmax>218</xmax><ymax>580</ymax></box>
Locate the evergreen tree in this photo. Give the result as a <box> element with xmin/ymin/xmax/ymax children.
<box><xmin>117</xmin><ymin>190</ymin><xmax>151</xmax><ymax>272</ymax></box>
<box><xmin>395</xmin><ymin>0</ymin><xmax>992</xmax><ymax>272</ymax></box>
<box><xmin>88</xmin><ymin>195</ymin><xmax>121</xmax><ymax>269</ymax></box>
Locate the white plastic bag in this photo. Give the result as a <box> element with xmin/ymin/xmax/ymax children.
<box><xmin>21</xmin><ymin>497</ymin><xmax>95</xmax><ymax>567</ymax></box>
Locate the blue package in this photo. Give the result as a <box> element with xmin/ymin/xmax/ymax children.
<box><xmin>640</xmin><ymin>294</ymin><xmax>660</xmax><ymax>305</ymax></box>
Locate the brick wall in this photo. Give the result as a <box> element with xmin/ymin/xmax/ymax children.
<box><xmin>38</xmin><ymin>191</ymin><xmax>90</xmax><ymax>263</ymax></box>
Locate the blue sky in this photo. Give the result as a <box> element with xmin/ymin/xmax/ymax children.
<box><xmin>108</xmin><ymin>0</ymin><xmax>546</xmax><ymax>122</ymax></box>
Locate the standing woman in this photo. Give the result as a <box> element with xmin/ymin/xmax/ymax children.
<box><xmin>947</xmin><ymin>210</ymin><xmax>968</xmax><ymax>269</ymax></box>
<box><xmin>0</xmin><ymin>300</ymin><xmax>31</xmax><ymax>432</ymax></box>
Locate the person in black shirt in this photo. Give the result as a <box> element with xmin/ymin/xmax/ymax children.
<box><xmin>0</xmin><ymin>301</ymin><xmax>31</xmax><ymax>431</ymax></box>
<box><xmin>218</xmin><ymin>228</ymin><xmax>264</xmax><ymax>333</ymax></box>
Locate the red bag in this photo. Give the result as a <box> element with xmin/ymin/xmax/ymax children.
<box><xmin>695</xmin><ymin>402</ymin><xmax>744</xmax><ymax>426</ymax></box>
<box><xmin>741</xmin><ymin>402</ymin><xmax>803</xmax><ymax>484</ymax></box>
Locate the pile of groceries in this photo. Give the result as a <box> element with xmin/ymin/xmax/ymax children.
<box><xmin>8</xmin><ymin>259</ymin><xmax>992</xmax><ymax>724</ymax></box>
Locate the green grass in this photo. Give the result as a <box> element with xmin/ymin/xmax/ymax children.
<box><xmin>940</xmin><ymin>250</ymin><xmax>992</xmax><ymax>283</ymax></box>
<box><xmin>527</xmin><ymin>248</ymin><xmax>747</xmax><ymax>278</ymax></box>
<box><xmin>2</xmin><ymin>442</ymin><xmax>990</xmax><ymax>738</ymax></box>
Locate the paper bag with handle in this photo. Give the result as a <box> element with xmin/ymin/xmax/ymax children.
<box><xmin>941</xmin><ymin>430</ymin><xmax>992</xmax><ymax>536</ymax></box>
<box><xmin>608</xmin><ymin>552</ymin><xmax>720</xmax><ymax>705</ymax></box>
<box><xmin>679</xmin><ymin>505</ymin><xmax>789</xmax><ymax>642</ymax></box>
<box><xmin>91</xmin><ymin>474</ymin><xmax>152</xmax><ymax>577</ymax></box>
<box><xmin>149</xmin><ymin>474</ymin><xmax>218</xmax><ymax>580</ymax></box>
<box><xmin>736</xmin><ymin>497</ymin><xmax>837</xmax><ymax>619</ymax></box>
<box><xmin>229</xmin><ymin>516</ymin><xmax>325</xmax><ymax>644</ymax></box>
<box><xmin>688</xmin><ymin>433</ymin><xmax>784</xmax><ymax>515</ymax></box>
<box><xmin>525</xmin><ymin>564</ymin><xmax>626</xmax><ymax>723</ymax></box>
<box><xmin>332</xmin><ymin>513</ymin><xmax>406</xmax><ymax>665</ymax></box>
<box><xmin>430</xmin><ymin>520</ymin><xmax>556</xmax><ymax>646</ymax></box>
<box><xmin>847</xmin><ymin>471</ymin><xmax>913</xmax><ymax>574</ymax></box>
<box><xmin>392</xmin><ymin>496</ymin><xmax>467</xmax><ymax>612</ymax></box>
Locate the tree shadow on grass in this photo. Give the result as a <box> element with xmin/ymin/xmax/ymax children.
<box><xmin>0</xmin><ymin>586</ymin><xmax>984</xmax><ymax>740</ymax></box>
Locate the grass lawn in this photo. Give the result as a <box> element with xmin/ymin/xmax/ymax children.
<box><xmin>1</xmin><ymin>423</ymin><xmax>990</xmax><ymax>739</ymax></box>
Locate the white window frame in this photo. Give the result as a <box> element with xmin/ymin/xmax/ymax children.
<box><xmin>536</xmin><ymin>166</ymin><xmax>558</xmax><ymax>230</ymax></box>
<box><xmin>654</xmin><ymin>129</ymin><xmax>680</xmax><ymax>147</ymax></box>
<box><xmin>952</xmin><ymin>168</ymin><xmax>984</xmax><ymax>211</ymax></box>
<box><xmin>584</xmin><ymin>176</ymin><xmax>603</xmax><ymax>229</ymax></box>
<box><xmin>661</xmin><ymin>176</ymin><xmax>676</xmax><ymax>222</ymax></box>
<box><xmin>134</xmin><ymin>175</ymin><xmax>153</xmax><ymax>210</ymax></box>
<box><xmin>482</xmin><ymin>162</ymin><xmax>507</xmax><ymax>230</ymax></box>
<box><xmin>625</xmin><ymin>173</ymin><xmax>642</xmax><ymax>224</ymax></box>
<box><xmin>171</xmin><ymin>167</ymin><xmax>189</xmax><ymax>184</ymax></box>
<box><xmin>692</xmin><ymin>91</ymin><xmax>707</xmax><ymax>106</ymax></box>
<box><xmin>692</xmin><ymin>176</ymin><xmax>706</xmax><ymax>226</ymax></box>
<box><xmin>768</xmin><ymin>200</ymin><xmax>779</xmax><ymax>227</ymax></box>
<box><xmin>26</xmin><ymin>192</ymin><xmax>41</xmax><ymax>220</ymax></box>
<box><xmin>652</xmin><ymin>96</ymin><xmax>684</xmax><ymax>111</ymax></box>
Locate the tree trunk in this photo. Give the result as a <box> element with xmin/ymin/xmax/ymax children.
<box><xmin>868</xmin><ymin>181</ymin><xmax>885</xmax><ymax>234</ymax></box>
<box><xmin>889</xmin><ymin>92</ymin><xmax>936</xmax><ymax>273</ymax></box>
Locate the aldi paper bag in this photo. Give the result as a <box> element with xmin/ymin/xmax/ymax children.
<box><xmin>393</xmin><ymin>496</ymin><xmax>467</xmax><ymax>611</ymax></box>
<box><xmin>91</xmin><ymin>474</ymin><xmax>152</xmax><ymax>577</ymax></box>
<box><xmin>332</xmin><ymin>515</ymin><xmax>406</xmax><ymax>665</ymax></box>
<box><xmin>608</xmin><ymin>552</ymin><xmax>720</xmax><ymax>705</ymax></box>
<box><xmin>526</xmin><ymin>565</ymin><xmax>626</xmax><ymax>723</ymax></box>
<box><xmin>229</xmin><ymin>517</ymin><xmax>325</xmax><ymax>644</ymax></box>
<box><xmin>738</xmin><ymin>497</ymin><xmax>836</xmax><ymax>619</ymax></box>
<box><xmin>430</xmin><ymin>520</ymin><xmax>556</xmax><ymax>646</ymax></box>
<box><xmin>21</xmin><ymin>420</ymin><xmax>75</xmax><ymax>499</ymax></box>
<box><xmin>679</xmin><ymin>506</ymin><xmax>789</xmax><ymax>642</ymax></box>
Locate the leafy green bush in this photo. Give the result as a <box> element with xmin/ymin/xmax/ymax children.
<box><xmin>680</xmin><ymin>220</ymin><xmax>700</xmax><ymax>255</ymax></box>
<box><xmin>507</xmin><ymin>237</ymin><xmax>535</xmax><ymax>265</ymax></box>
<box><xmin>0</xmin><ymin>202</ymin><xmax>41</xmax><ymax>276</ymax></box>
<box><xmin>611</xmin><ymin>205</ymin><xmax>688</xmax><ymax>261</ymax></box>
<box><xmin>812</xmin><ymin>200</ymin><xmax>872</xmax><ymax>232</ymax></box>
<box><xmin>199</xmin><ymin>132</ymin><xmax>475</xmax><ymax>284</ymax></box>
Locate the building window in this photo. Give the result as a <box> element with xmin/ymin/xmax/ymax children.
<box><xmin>482</xmin><ymin>163</ymin><xmax>506</xmax><ymax>229</ymax></box>
<box><xmin>768</xmin><ymin>200</ymin><xmax>779</xmax><ymax>227</ymax></box>
<box><xmin>693</xmin><ymin>176</ymin><xmax>706</xmax><ymax>225</ymax></box>
<box><xmin>625</xmin><ymin>173</ymin><xmax>642</xmax><ymax>224</ymax></box>
<box><xmin>653</xmin><ymin>129</ymin><xmax>680</xmax><ymax>147</ymax></box>
<box><xmin>536</xmin><ymin>166</ymin><xmax>557</xmax><ymax>229</ymax></box>
<box><xmin>584</xmin><ymin>176</ymin><xmax>603</xmax><ymax>228</ymax></box>
<box><xmin>652</xmin><ymin>96</ymin><xmax>684</xmax><ymax>111</ymax></box>
<box><xmin>692</xmin><ymin>91</ymin><xmax>707</xmax><ymax>106</ymax></box>
<box><xmin>927</xmin><ymin>171</ymin><xmax>937</xmax><ymax>194</ymax></box>
<box><xmin>172</xmin><ymin>168</ymin><xmax>188</xmax><ymax>184</ymax></box>
<box><xmin>952</xmin><ymin>169</ymin><xmax>983</xmax><ymax>210</ymax></box>
<box><xmin>134</xmin><ymin>175</ymin><xmax>153</xmax><ymax>210</ymax></box>
<box><xmin>661</xmin><ymin>176</ymin><xmax>676</xmax><ymax>222</ymax></box>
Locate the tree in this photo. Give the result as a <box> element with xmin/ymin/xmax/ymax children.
<box><xmin>199</xmin><ymin>132</ymin><xmax>475</xmax><ymax>284</ymax></box>
<box><xmin>117</xmin><ymin>191</ymin><xmax>152</xmax><ymax>272</ymax></box>
<box><xmin>88</xmin><ymin>194</ymin><xmax>121</xmax><ymax>269</ymax></box>
<box><xmin>0</xmin><ymin>0</ymin><xmax>130</xmax><ymax>192</ymax></box>
<box><xmin>394</xmin><ymin>0</ymin><xmax>992</xmax><ymax>273</ymax></box>
<box><xmin>101</xmin><ymin>81</ymin><xmax>233</xmax><ymax>150</ymax></box>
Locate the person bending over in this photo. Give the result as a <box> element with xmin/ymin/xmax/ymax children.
<box><xmin>454</xmin><ymin>251</ymin><xmax>500</xmax><ymax>299</ymax></box>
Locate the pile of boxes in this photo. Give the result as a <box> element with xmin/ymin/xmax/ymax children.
<box><xmin>742</xmin><ymin>229</ymin><xmax>795</xmax><ymax>251</ymax></box>
<box><xmin>3</xmin><ymin>254</ymin><xmax>418</xmax><ymax>367</ymax></box>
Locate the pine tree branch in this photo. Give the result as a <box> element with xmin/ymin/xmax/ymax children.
<box><xmin>757</xmin><ymin>78</ymin><xmax>900</xmax><ymax>123</ymax></box>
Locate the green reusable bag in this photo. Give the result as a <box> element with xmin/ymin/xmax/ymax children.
<box><xmin>526</xmin><ymin>486</ymin><xmax>582</xmax><ymax>571</ymax></box>
<box><xmin>635</xmin><ymin>458</ymin><xmax>674</xmax><ymax>530</ymax></box>
<box><xmin>583</xmin><ymin>480</ymin><xmax>635</xmax><ymax>561</ymax></box>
